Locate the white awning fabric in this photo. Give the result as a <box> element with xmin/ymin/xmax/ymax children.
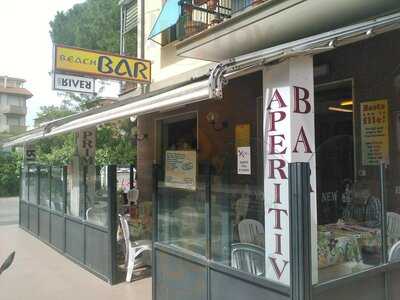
<box><xmin>2</xmin><ymin>79</ymin><xmax>211</xmax><ymax>147</ymax></box>
<box><xmin>2</xmin><ymin>129</ymin><xmax>45</xmax><ymax>148</ymax></box>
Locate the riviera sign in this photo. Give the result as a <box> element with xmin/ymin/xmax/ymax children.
<box><xmin>263</xmin><ymin>56</ymin><xmax>318</xmax><ymax>285</ymax></box>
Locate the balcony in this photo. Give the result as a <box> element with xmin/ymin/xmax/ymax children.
<box><xmin>2</xmin><ymin>105</ymin><xmax>27</xmax><ymax>115</ymax></box>
<box><xmin>0</xmin><ymin>124</ymin><xmax>26</xmax><ymax>134</ymax></box>
<box><xmin>176</xmin><ymin>0</ymin><xmax>261</xmax><ymax>40</ymax></box>
<box><xmin>175</xmin><ymin>0</ymin><xmax>400</xmax><ymax>61</ymax></box>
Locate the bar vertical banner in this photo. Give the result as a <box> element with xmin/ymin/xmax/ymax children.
<box><xmin>263</xmin><ymin>56</ymin><xmax>318</xmax><ymax>285</ymax></box>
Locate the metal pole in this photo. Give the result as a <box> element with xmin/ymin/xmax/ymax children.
<box><xmin>289</xmin><ymin>162</ymin><xmax>312</xmax><ymax>300</ymax></box>
<box><xmin>107</xmin><ymin>165</ymin><xmax>117</xmax><ymax>284</ymax></box>
<box><xmin>380</xmin><ymin>162</ymin><xmax>388</xmax><ymax>263</ymax></box>
<box><xmin>152</xmin><ymin>164</ymin><xmax>159</xmax><ymax>300</ymax></box>
<box><xmin>380</xmin><ymin>162</ymin><xmax>390</xmax><ymax>300</ymax></box>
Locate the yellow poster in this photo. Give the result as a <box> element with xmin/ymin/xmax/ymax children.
<box><xmin>54</xmin><ymin>45</ymin><xmax>151</xmax><ymax>83</ymax></box>
<box><xmin>235</xmin><ymin>124</ymin><xmax>250</xmax><ymax>148</ymax></box>
<box><xmin>165</xmin><ymin>151</ymin><xmax>197</xmax><ymax>191</ymax></box>
<box><xmin>361</xmin><ymin>99</ymin><xmax>389</xmax><ymax>165</ymax></box>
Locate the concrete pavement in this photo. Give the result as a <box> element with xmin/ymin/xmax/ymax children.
<box><xmin>0</xmin><ymin>197</ymin><xmax>18</xmax><ymax>225</ymax></box>
<box><xmin>0</xmin><ymin>225</ymin><xmax>152</xmax><ymax>300</ymax></box>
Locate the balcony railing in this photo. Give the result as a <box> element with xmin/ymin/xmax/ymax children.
<box><xmin>177</xmin><ymin>0</ymin><xmax>266</xmax><ymax>40</ymax></box>
<box><xmin>2</xmin><ymin>105</ymin><xmax>27</xmax><ymax>115</ymax></box>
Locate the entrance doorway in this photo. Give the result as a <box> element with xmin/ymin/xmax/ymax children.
<box><xmin>315</xmin><ymin>81</ymin><xmax>354</xmax><ymax>225</ymax></box>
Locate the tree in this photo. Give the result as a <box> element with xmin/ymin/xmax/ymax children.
<box><xmin>36</xmin><ymin>0</ymin><xmax>137</xmax><ymax>167</ymax></box>
<box><xmin>34</xmin><ymin>104</ymin><xmax>76</xmax><ymax>127</ymax></box>
<box><xmin>49</xmin><ymin>0</ymin><xmax>120</xmax><ymax>53</ymax></box>
<box><xmin>0</xmin><ymin>151</ymin><xmax>22</xmax><ymax>197</ymax></box>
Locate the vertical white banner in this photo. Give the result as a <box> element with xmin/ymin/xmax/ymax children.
<box><xmin>263</xmin><ymin>56</ymin><xmax>318</xmax><ymax>285</ymax></box>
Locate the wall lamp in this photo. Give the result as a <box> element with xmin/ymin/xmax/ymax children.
<box><xmin>133</xmin><ymin>133</ymin><xmax>148</xmax><ymax>142</ymax></box>
<box><xmin>206</xmin><ymin>112</ymin><xmax>228</xmax><ymax>131</ymax></box>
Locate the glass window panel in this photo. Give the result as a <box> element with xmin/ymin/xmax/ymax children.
<box><xmin>66</xmin><ymin>158</ymin><xmax>84</xmax><ymax>218</ymax></box>
<box><xmin>51</xmin><ymin>166</ymin><xmax>65</xmax><ymax>212</ymax></box>
<box><xmin>315</xmin><ymin>84</ymin><xmax>383</xmax><ymax>282</ymax></box>
<box><xmin>210</xmin><ymin>138</ymin><xmax>265</xmax><ymax>278</ymax></box>
<box><xmin>85</xmin><ymin>166</ymin><xmax>109</xmax><ymax>228</ymax></box>
<box><xmin>20</xmin><ymin>166</ymin><xmax>28</xmax><ymax>202</ymax></box>
<box><xmin>28</xmin><ymin>165</ymin><xmax>38</xmax><ymax>204</ymax></box>
<box><xmin>39</xmin><ymin>166</ymin><xmax>50</xmax><ymax>207</ymax></box>
<box><xmin>157</xmin><ymin>165</ymin><xmax>207</xmax><ymax>256</ymax></box>
<box><xmin>156</xmin><ymin>113</ymin><xmax>206</xmax><ymax>255</ymax></box>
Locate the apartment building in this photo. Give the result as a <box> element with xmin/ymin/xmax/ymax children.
<box><xmin>0</xmin><ymin>76</ymin><xmax>32</xmax><ymax>136</ymax></box>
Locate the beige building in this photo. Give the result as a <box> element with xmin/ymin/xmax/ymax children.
<box><xmin>0</xmin><ymin>76</ymin><xmax>32</xmax><ymax>136</ymax></box>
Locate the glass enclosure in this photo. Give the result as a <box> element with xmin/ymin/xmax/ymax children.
<box><xmin>313</xmin><ymin>31</ymin><xmax>400</xmax><ymax>284</ymax></box>
<box><xmin>85</xmin><ymin>165</ymin><xmax>109</xmax><ymax>228</ymax></box>
<box><xmin>28</xmin><ymin>165</ymin><xmax>38</xmax><ymax>204</ymax></box>
<box><xmin>50</xmin><ymin>166</ymin><xmax>65</xmax><ymax>212</ymax></box>
<box><xmin>20</xmin><ymin>165</ymin><xmax>28</xmax><ymax>202</ymax></box>
<box><xmin>153</xmin><ymin>72</ymin><xmax>266</xmax><ymax>279</ymax></box>
<box><xmin>66</xmin><ymin>158</ymin><xmax>84</xmax><ymax>218</ymax></box>
<box><xmin>39</xmin><ymin>166</ymin><xmax>50</xmax><ymax>208</ymax></box>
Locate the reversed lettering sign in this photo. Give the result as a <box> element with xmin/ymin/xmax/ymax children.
<box><xmin>54</xmin><ymin>45</ymin><xmax>151</xmax><ymax>83</ymax></box>
<box><xmin>53</xmin><ymin>73</ymin><xmax>95</xmax><ymax>94</ymax></box>
<box><xmin>25</xmin><ymin>144</ymin><xmax>36</xmax><ymax>162</ymax></box>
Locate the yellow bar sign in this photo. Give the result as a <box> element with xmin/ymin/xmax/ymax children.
<box><xmin>54</xmin><ymin>45</ymin><xmax>151</xmax><ymax>83</ymax></box>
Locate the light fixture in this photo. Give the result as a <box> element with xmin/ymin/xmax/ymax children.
<box><xmin>328</xmin><ymin>106</ymin><xmax>353</xmax><ymax>113</ymax></box>
<box><xmin>340</xmin><ymin>99</ymin><xmax>353</xmax><ymax>106</ymax></box>
<box><xmin>133</xmin><ymin>133</ymin><xmax>148</xmax><ymax>142</ymax></box>
<box><xmin>206</xmin><ymin>112</ymin><xmax>228</xmax><ymax>131</ymax></box>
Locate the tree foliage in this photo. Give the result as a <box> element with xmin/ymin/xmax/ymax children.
<box><xmin>49</xmin><ymin>0</ymin><xmax>120</xmax><ymax>53</ymax></box>
<box><xmin>0</xmin><ymin>151</ymin><xmax>22</xmax><ymax>197</ymax></box>
<box><xmin>34</xmin><ymin>0</ymin><xmax>137</xmax><ymax>167</ymax></box>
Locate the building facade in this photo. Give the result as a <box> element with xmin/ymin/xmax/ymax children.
<box><xmin>0</xmin><ymin>76</ymin><xmax>32</xmax><ymax>137</ymax></box>
<box><xmin>6</xmin><ymin>1</ymin><xmax>400</xmax><ymax>300</ymax></box>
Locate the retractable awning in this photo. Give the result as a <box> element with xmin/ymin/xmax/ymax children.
<box><xmin>3</xmin><ymin>11</ymin><xmax>400</xmax><ymax>148</ymax></box>
<box><xmin>209</xmin><ymin>11</ymin><xmax>400</xmax><ymax>98</ymax></box>
<box><xmin>2</xmin><ymin>79</ymin><xmax>211</xmax><ymax>147</ymax></box>
<box><xmin>47</xmin><ymin>79</ymin><xmax>210</xmax><ymax>137</ymax></box>
<box><xmin>2</xmin><ymin>128</ymin><xmax>46</xmax><ymax>148</ymax></box>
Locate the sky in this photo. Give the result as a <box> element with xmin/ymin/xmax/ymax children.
<box><xmin>0</xmin><ymin>0</ymin><xmax>118</xmax><ymax>128</ymax></box>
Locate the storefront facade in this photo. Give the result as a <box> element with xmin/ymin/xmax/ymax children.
<box><xmin>3</xmin><ymin>2</ymin><xmax>400</xmax><ymax>300</ymax></box>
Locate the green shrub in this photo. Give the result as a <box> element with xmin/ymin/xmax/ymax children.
<box><xmin>0</xmin><ymin>151</ymin><xmax>22</xmax><ymax>197</ymax></box>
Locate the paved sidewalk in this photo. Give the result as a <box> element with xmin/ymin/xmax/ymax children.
<box><xmin>0</xmin><ymin>225</ymin><xmax>151</xmax><ymax>300</ymax></box>
<box><xmin>0</xmin><ymin>197</ymin><xmax>18</xmax><ymax>225</ymax></box>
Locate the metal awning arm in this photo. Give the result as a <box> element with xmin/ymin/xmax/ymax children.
<box><xmin>208</xmin><ymin>11</ymin><xmax>400</xmax><ymax>100</ymax></box>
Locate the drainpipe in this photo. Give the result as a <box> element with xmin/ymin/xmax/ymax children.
<box><xmin>139</xmin><ymin>0</ymin><xmax>147</xmax><ymax>95</ymax></box>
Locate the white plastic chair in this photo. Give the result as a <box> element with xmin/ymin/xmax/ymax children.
<box><xmin>127</xmin><ymin>188</ymin><xmax>139</xmax><ymax>205</ymax></box>
<box><xmin>231</xmin><ymin>243</ymin><xmax>265</xmax><ymax>276</ymax></box>
<box><xmin>389</xmin><ymin>241</ymin><xmax>400</xmax><ymax>262</ymax></box>
<box><xmin>238</xmin><ymin>219</ymin><xmax>264</xmax><ymax>246</ymax></box>
<box><xmin>387</xmin><ymin>212</ymin><xmax>400</xmax><ymax>240</ymax></box>
<box><xmin>118</xmin><ymin>214</ymin><xmax>152</xmax><ymax>282</ymax></box>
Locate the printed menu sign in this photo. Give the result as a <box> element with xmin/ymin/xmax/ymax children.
<box><xmin>237</xmin><ymin>146</ymin><xmax>251</xmax><ymax>175</ymax></box>
<box><xmin>165</xmin><ymin>151</ymin><xmax>197</xmax><ymax>191</ymax></box>
<box><xmin>361</xmin><ymin>99</ymin><xmax>389</xmax><ymax>166</ymax></box>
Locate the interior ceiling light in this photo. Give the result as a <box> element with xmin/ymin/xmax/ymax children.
<box><xmin>340</xmin><ymin>99</ymin><xmax>353</xmax><ymax>106</ymax></box>
<box><xmin>329</xmin><ymin>106</ymin><xmax>353</xmax><ymax>113</ymax></box>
